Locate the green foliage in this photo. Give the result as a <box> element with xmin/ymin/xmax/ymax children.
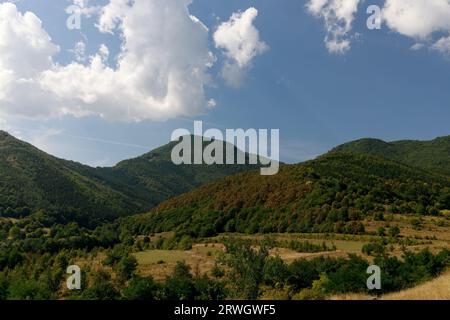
<box><xmin>115</xmin><ymin>255</ymin><xmax>138</xmax><ymax>281</ymax></box>
<box><xmin>411</xmin><ymin>218</ymin><xmax>422</xmax><ymax>230</ymax></box>
<box><xmin>362</xmin><ymin>241</ymin><xmax>386</xmax><ymax>256</ymax></box>
<box><xmin>82</xmin><ymin>270</ymin><xmax>119</xmax><ymax>300</ymax></box>
<box><xmin>325</xmin><ymin>255</ymin><xmax>369</xmax><ymax>293</ymax></box>
<box><xmin>377</xmin><ymin>227</ymin><xmax>386</xmax><ymax>236</ymax></box>
<box><xmin>172</xmin><ymin>261</ymin><xmax>192</xmax><ymax>279</ymax></box>
<box><xmin>7</xmin><ymin>277</ymin><xmax>51</xmax><ymax>300</ymax></box>
<box><xmin>331</xmin><ymin>136</ymin><xmax>450</xmax><ymax>176</ymax></box>
<box><xmin>374</xmin><ymin>248</ymin><xmax>450</xmax><ymax>293</ymax></box>
<box><xmin>0</xmin><ymin>272</ymin><xmax>7</xmax><ymax>300</ymax></box>
<box><xmin>263</xmin><ymin>256</ymin><xmax>289</xmax><ymax>287</ymax></box>
<box><xmin>292</xmin><ymin>274</ymin><xmax>330</xmax><ymax>300</ymax></box>
<box><xmin>219</xmin><ymin>239</ymin><xmax>269</xmax><ymax>299</ymax></box>
<box><xmin>158</xmin><ymin>261</ymin><xmax>226</xmax><ymax>300</ymax></box>
<box><xmin>103</xmin><ymin>244</ymin><xmax>130</xmax><ymax>266</ymax></box>
<box><xmin>0</xmin><ymin>132</ymin><xmax>259</xmax><ymax>228</ymax></box>
<box><xmin>0</xmin><ymin>133</ymin><xmax>449</xmax><ymax>301</ymax></box>
<box><xmin>122</xmin><ymin>276</ymin><xmax>158</xmax><ymax>300</ymax></box>
<box><xmin>125</xmin><ymin>151</ymin><xmax>449</xmax><ymax>238</ymax></box>
<box><xmin>388</xmin><ymin>226</ymin><xmax>401</xmax><ymax>238</ymax></box>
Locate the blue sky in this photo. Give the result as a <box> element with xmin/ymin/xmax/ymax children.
<box><xmin>1</xmin><ymin>0</ymin><xmax>449</xmax><ymax>166</ymax></box>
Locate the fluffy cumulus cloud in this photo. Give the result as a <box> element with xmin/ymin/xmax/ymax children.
<box><xmin>383</xmin><ymin>0</ymin><xmax>450</xmax><ymax>39</ymax></box>
<box><xmin>307</xmin><ymin>0</ymin><xmax>450</xmax><ymax>55</ymax></box>
<box><xmin>306</xmin><ymin>0</ymin><xmax>360</xmax><ymax>54</ymax></box>
<box><xmin>382</xmin><ymin>0</ymin><xmax>450</xmax><ymax>54</ymax></box>
<box><xmin>213</xmin><ymin>7</ymin><xmax>268</xmax><ymax>87</ymax></box>
<box><xmin>0</xmin><ymin>2</ymin><xmax>60</xmax><ymax>117</ymax></box>
<box><xmin>0</xmin><ymin>0</ymin><xmax>216</xmax><ymax>122</ymax></box>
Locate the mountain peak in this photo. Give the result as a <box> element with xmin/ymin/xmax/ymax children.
<box><xmin>0</xmin><ymin>130</ymin><xmax>15</xmax><ymax>144</ymax></box>
<box><xmin>0</xmin><ymin>130</ymin><xmax>10</xmax><ymax>139</ymax></box>
<box><xmin>330</xmin><ymin>135</ymin><xmax>450</xmax><ymax>176</ymax></box>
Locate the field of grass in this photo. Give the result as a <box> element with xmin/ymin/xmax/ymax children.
<box><xmin>132</xmin><ymin>213</ymin><xmax>450</xmax><ymax>281</ymax></box>
<box><xmin>331</xmin><ymin>270</ymin><xmax>450</xmax><ymax>300</ymax></box>
<box><xmin>122</xmin><ymin>212</ymin><xmax>450</xmax><ymax>289</ymax></box>
<box><xmin>382</xmin><ymin>270</ymin><xmax>450</xmax><ymax>300</ymax></box>
<box><xmin>133</xmin><ymin>244</ymin><xmax>222</xmax><ymax>280</ymax></box>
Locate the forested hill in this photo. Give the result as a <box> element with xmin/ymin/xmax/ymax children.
<box><xmin>330</xmin><ymin>135</ymin><xmax>450</xmax><ymax>176</ymax></box>
<box><xmin>93</xmin><ymin>137</ymin><xmax>264</xmax><ymax>210</ymax></box>
<box><xmin>0</xmin><ymin>132</ymin><xmax>260</xmax><ymax>227</ymax></box>
<box><xmin>2</xmin><ymin>130</ymin><xmax>448</xmax><ymax>229</ymax></box>
<box><xmin>0</xmin><ymin>130</ymin><xmax>144</xmax><ymax>227</ymax></box>
<box><xmin>126</xmin><ymin>152</ymin><xmax>450</xmax><ymax>237</ymax></box>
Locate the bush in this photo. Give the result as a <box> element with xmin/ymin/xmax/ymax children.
<box><xmin>263</xmin><ymin>256</ymin><xmax>289</xmax><ymax>287</ymax></box>
<box><xmin>388</xmin><ymin>226</ymin><xmax>401</xmax><ymax>238</ymax></box>
<box><xmin>122</xmin><ymin>276</ymin><xmax>157</xmax><ymax>300</ymax></box>
<box><xmin>82</xmin><ymin>270</ymin><xmax>119</xmax><ymax>300</ymax></box>
<box><xmin>115</xmin><ymin>255</ymin><xmax>138</xmax><ymax>281</ymax></box>
<box><xmin>362</xmin><ymin>242</ymin><xmax>386</xmax><ymax>256</ymax></box>
<box><xmin>292</xmin><ymin>274</ymin><xmax>330</xmax><ymax>300</ymax></box>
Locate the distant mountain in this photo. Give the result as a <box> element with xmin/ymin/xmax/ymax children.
<box><xmin>93</xmin><ymin>136</ymin><xmax>264</xmax><ymax>209</ymax></box>
<box><xmin>0</xmin><ymin>132</ymin><xmax>260</xmax><ymax>227</ymax></box>
<box><xmin>126</xmin><ymin>152</ymin><xmax>450</xmax><ymax>237</ymax></box>
<box><xmin>330</xmin><ymin>136</ymin><xmax>450</xmax><ymax>176</ymax></box>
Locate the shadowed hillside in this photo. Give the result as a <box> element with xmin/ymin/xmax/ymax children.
<box><xmin>0</xmin><ymin>132</ymin><xmax>260</xmax><ymax>227</ymax></box>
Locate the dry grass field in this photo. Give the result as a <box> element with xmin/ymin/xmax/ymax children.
<box><xmin>331</xmin><ymin>270</ymin><xmax>450</xmax><ymax>300</ymax></box>
<box><xmin>382</xmin><ymin>270</ymin><xmax>450</xmax><ymax>300</ymax></box>
<box><xmin>133</xmin><ymin>244</ymin><xmax>222</xmax><ymax>281</ymax></box>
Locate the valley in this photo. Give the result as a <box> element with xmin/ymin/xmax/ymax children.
<box><xmin>0</xmin><ymin>133</ymin><xmax>449</xmax><ymax>300</ymax></box>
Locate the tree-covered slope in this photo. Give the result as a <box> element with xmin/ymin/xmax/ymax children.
<box><xmin>0</xmin><ymin>132</ymin><xmax>260</xmax><ymax>227</ymax></box>
<box><xmin>0</xmin><ymin>131</ymin><xmax>145</xmax><ymax>226</ymax></box>
<box><xmin>330</xmin><ymin>136</ymin><xmax>450</xmax><ymax>176</ymax></box>
<box><xmin>94</xmin><ymin>137</ymin><xmax>264</xmax><ymax>208</ymax></box>
<box><xmin>126</xmin><ymin>152</ymin><xmax>450</xmax><ymax>237</ymax></box>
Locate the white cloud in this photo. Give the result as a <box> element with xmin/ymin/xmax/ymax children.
<box><xmin>383</xmin><ymin>0</ymin><xmax>450</xmax><ymax>39</ymax></box>
<box><xmin>0</xmin><ymin>3</ymin><xmax>59</xmax><ymax>77</ymax></box>
<box><xmin>97</xmin><ymin>0</ymin><xmax>131</xmax><ymax>33</ymax></box>
<box><xmin>307</xmin><ymin>0</ymin><xmax>450</xmax><ymax>56</ymax></box>
<box><xmin>207</xmin><ymin>98</ymin><xmax>217</xmax><ymax>109</ymax></box>
<box><xmin>432</xmin><ymin>35</ymin><xmax>450</xmax><ymax>54</ymax></box>
<box><xmin>306</xmin><ymin>0</ymin><xmax>360</xmax><ymax>54</ymax></box>
<box><xmin>70</xmin><ymin>40</ymin><xmax>87</xmax><ymax>62</ymax></box>
<box><xmin>213</xmin><ymin>7</ymin><xmax>268</xmax><ymax>87</ymax></box>
<box><xmin>0</xmin><ymin>2</ymin><xmax>61</xmax><ymax>118</ymax></box>
<box><xmin>382</xmin><ymin>0</ymin><xmax>450</xmax><ymax>54</ymax></box>
<box><xmin>0</xmin><ymin>0</ymin><xmax>216</xmax><ymax>122</ymax></box>
<box><xmin>70</xmin><ymin>0</ymin><xmax>100</xmax><ymax>17</ymax></box>
<box><xmin>410</xmin><ymin>43</ymin><xmax>425</xmax><ymax>51</ymax></box>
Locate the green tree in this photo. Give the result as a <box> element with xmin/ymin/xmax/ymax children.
<box><xmin>377</xmin><ymin>227</ymin><xmax>386</xmax><ymax>236</ymax></box>
<box><xmin>115</xmin><ymin>255</ymin><xmax>138</xmax><ymax>281</ymax></box>
<box><xmin>388</xmin><ymin>226</ymin><xmax>401</xmax><ymax>238</ymax></box>
<box><xmin>162</xmin><ymin>262</ymin><xmax>195</xmax><ymax>300</ymax></box>
<box><xmin>122</xmin><ymin>276</ymin><xmax>157</xmax><ymax>300</ymax></box>
<box><xmin>82</xmin><ymin>270</ymin><xmax>119</xmax><ymax>300</ymax></box>
<box><xmin>219</xmin><ymin>239</ymin><xmax>269</xmax><ymax>299</ymax></box>
<box><xmin>263</xmin><ymin>256</ymin><xmax>289</xmax><ymax>287</ymax></box>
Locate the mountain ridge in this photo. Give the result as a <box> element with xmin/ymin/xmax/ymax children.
<box><xmin>125</xmin><ymin>151</ymin><xmax>450</xmax><ymax>237</ymax></box>
<box><xmin>1</xmin><ymin>131</ymin><xmax>449</xmax><ymax>229</ymax></box>
<box><xmin>0</xmin><ymin>132</ymin><xmax>261</xmax><ymax>227</ymax></box>
<box><xmin>330</xmin><ymin>135</ymin><xmax>450</xmax><ymax>176</ymax></box>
